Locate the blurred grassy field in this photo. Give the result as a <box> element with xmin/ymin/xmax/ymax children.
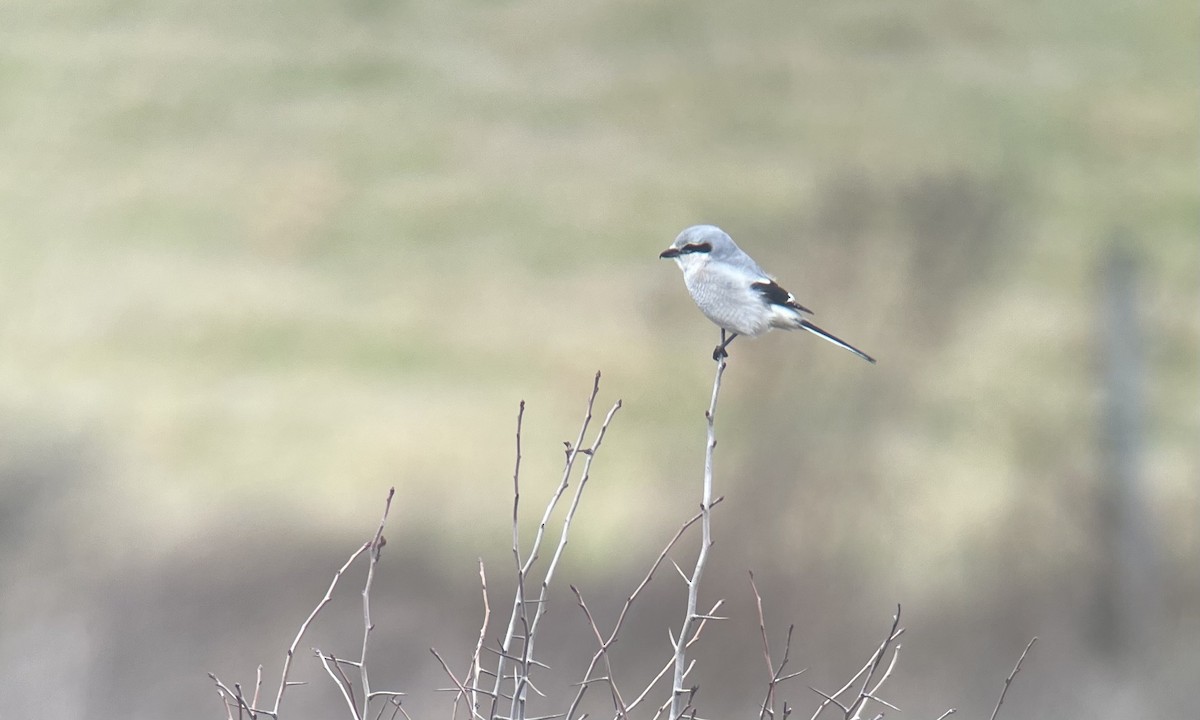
<box><xmin>0</xmin><ymin>1</ymin><xmax>1196</xmax><ymax>718</ymax></box>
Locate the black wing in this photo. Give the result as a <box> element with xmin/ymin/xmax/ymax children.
<box><xmin>751</xmin><ymin>280</ymin><xmax>813</xmax><ymax>315</ymax></box>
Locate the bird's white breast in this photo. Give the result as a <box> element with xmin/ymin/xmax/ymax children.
<box><xmin>682</xmin><ymin>260</ymin><xmax>774</xmax><ymax>337</ymax></box>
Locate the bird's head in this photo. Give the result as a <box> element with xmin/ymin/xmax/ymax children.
<box><xmin>658</xmin><ymin>224</ymin><xmax>733</xmax><ymax>270</ymax></box>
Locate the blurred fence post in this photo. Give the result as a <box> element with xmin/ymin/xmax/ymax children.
<box><xmin>1093</xmin><ymin>235</ymin><xmax>1159</xmax><ymax>662</ymax></box>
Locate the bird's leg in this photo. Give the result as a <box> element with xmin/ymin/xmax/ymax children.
<box><xmin>713</xmin><ymin>330</ymin><xmax>738</xmax><ymax>361</ymax></box>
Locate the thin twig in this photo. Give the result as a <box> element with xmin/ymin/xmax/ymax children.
<box><xmin>751</xmin><ymin>572</ymin><xmax>803</xmax><ymax>720</ymax></box>
<box><xmin>373</xmin><ymin>695</ymin><xmax>407</xmax><ymax>720</ymax></box>
<box><xmin>360</xmin><ymin>488</ymin><xmax>397</xmax><ymax>717</ymax></box>
<box><xmin>808</xmin><ymin>688</ymin><xmax>848</xmax><ymax>714</ymax></box>
<box><xmin>460</xmin><ymin>559</ymin><xmax>490</xmax><ymax>720</ymax></box>
<box><xmin>849</xmin><ymin>642</ymin><xmax>901</xmax><ymax>720</ymax></box>
<box><xmin>569</xmin><ymin>586</ymin><xmax>630</xmax><ymax>717</ymax></box>
<box><xmin>252</xmin><ymin>665</ymin><xmax>264</xmax><ymax>712</ymax></box>
<box><xmin>210</xmin><ymin>673</ymin><xmax>262</xmax><ymax>719</ymax></box>
<box><xmin>850</xmin><ymin>607</ymin><xmax>902</xmax><ymax>719</ymax></box>
<box><xmin>396</xmin><ymin>699</ymin><xmax>416</xmax><ymax>720</ymax></box>
<box><xmin>235</xmin><ymin>684</ymin><xmax>249</xmax><ymax>720</ymax></box>
<box><xmin>807</xmin><ymin>607</ymin><xmax>904</xmax><ymax>720</ymax></box>
<box><xmin>988</xmin><ymin>638</ymin><xmax>1037</xmax><ymax>720</ymax></box>
<box><xmin>434</xmin><ymin>648</ymin><xmax>488</xmax><ymax>720</ymax></box>
<box><xmin>209</xmin><ymin>489</ymin><xmax>398</xmax><ymax>719</ymax></box>
<box><xmin>273</xmin><ymin>542</ymin><xmax>372</xmax><ymax>715</ymax></box>
<box><xmin>497</xmin><ymin>399</ymin><xmax>528</xmax><ymax>720</ymax></box>
<box><xmin>318</xmin><ymin>651</ymin><xmax>363</xmax><ymax>720</ymax></box>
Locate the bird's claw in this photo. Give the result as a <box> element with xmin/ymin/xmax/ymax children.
<box><xmin>712</xmin><ymin>345</ymin><xmax>728</xmax><ymax>362</ymax></box>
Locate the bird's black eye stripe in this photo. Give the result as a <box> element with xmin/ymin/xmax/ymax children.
<box><xmin>681</xmin><ymin>242</ymin><xmax>712</xmax><ymax>254</ymax></box>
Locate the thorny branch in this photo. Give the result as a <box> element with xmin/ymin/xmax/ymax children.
<box><xmin>209</xmin><ymin>367</ymin><xmax>1041</xmax><ymax>720</ymax></box>
<box><xmin>208</xmin><ymin>487</ymin><xmax>402</xmax><ymax>720</ymax></box>
<box><xmin>808</xmin><ymin>606</ymin><xmax>904</xmax><ymax>720</ymax></box>
<box><xmin>456</xmin><ymin>559</ymin><xmax>491</xmax><ymax>720</ymax></box>
<box><xmin>564</xmin><ymin>501</ymin><xmax>724</xmax><ymax>720</ymax></box>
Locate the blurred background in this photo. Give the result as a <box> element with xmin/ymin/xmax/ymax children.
<box><xmin>0</xmin><ymin>1</ymin><xmax>1195</xmax><ymax>718</ymax></box>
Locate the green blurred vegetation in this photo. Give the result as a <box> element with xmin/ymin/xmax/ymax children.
<box><xmin>0</xmin><ymin>0</ymin><xmax>1195</xmax><ymax>718</ymax></box>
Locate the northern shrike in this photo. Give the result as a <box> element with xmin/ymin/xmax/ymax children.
<box><xmin>660</xmin><ymin>225</ymin><xmax>876</xmax><ymax>364</ymax></box>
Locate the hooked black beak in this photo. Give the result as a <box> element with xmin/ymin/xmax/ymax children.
<box><xmin>659</xmin><ymin>247</ymin><xmax>680</xmax><ymax>259</ymax></box>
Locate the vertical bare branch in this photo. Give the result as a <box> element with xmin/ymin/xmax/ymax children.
<box><xmin>360</xmin><ymin>488</ymin><xmax>397</xmax><ymax>716</ymax></box>
<box><xmin>628</xmin><ymin>599</ymin><xmax>724</xmax><ymax>715</ymax></box>
<box><xmin>492</xmin><ymin>399</ymin><xmax>528</xmax><ymax>719</ymax></box>
<box><xmin>492</xmin><ymin>373</ymin><xmax>620</xmax><ymax>720</ymax></box>
<box><xmin>988</xmin><ymin>637</ymin><xmax>1037</xmax><ymax>720</ymax></box>
<box><xmin>252</xmin><ymin>665</ymin><xmax>264</xmax><ymax>712</ymax></box>
<box><xmin>669</xmin><ymin>349</ymin><xmax>727</xmax><ymax>719</ymax></box>
<box><xmin>518</xmin><ymin>398</ymin><xmax>622</xmax><ymax>710</ymax></box>
<box><xmin>461</xmin><ymin>559</ymin><xmax>491</xmax><ymax>720</ymax></box>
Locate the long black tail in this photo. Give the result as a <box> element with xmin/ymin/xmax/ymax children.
<box><xmin>798</xmin><ymin>320</ymin><xmax>876</xmax><ymax>364</ymax></box>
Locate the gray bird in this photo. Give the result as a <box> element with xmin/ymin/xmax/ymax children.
<box><xmin>660</xmin><ymin>225</ymin><xmax>876</xmax><ymax>363</ymax></box>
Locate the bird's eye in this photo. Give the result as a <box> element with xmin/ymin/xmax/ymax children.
<box><xmin>683</xmin><ymin>242</ymin><xmax>712</xmax><ymax>254</ymax></box>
